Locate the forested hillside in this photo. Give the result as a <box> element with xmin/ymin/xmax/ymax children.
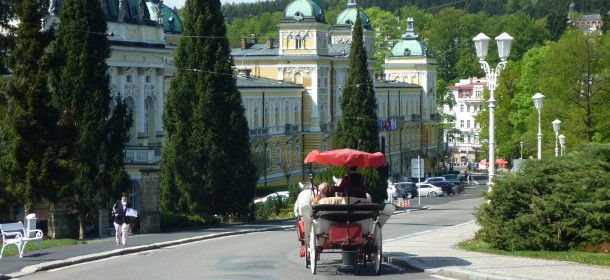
<box><xmin>221</xmin><ymin>0</ymin><xmax>608</xmax><ymax>23</ymax></box>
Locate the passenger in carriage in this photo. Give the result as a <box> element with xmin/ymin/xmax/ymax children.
<box><xmin>312</xmin><ymin>182</ymin><xmax>334</xmax><ymax>205</ymax></box>
<box><xmin>336</xmin><ymin>166</ymin><xmax>367</xmax><ymax>198</ymax></box>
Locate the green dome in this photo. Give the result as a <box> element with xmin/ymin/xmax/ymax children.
<box><xmin>391</xmin><ymin>40</ymin><xmax>428</xmax><ymax>57</ymax></box>
<box><xmin>390</xmin><ymin>18</ymin><xmax>429</xmax><ymax>57</ymax></box>
<box><xmin>335</xmin><ymin>1</ymin><xmax>371</xmax><ymax>30</ymax></box>
<box><xmin>284</xmin><ymin>0</ymin><xmax>325</xmax><ymax>23</ymax></box>
<box><xmin>146</xmin><ymin>1</ymin><xmax>183</xmax><ymax>34</ymax></box>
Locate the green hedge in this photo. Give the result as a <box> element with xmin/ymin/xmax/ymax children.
<box><xmin>476</xmin><ymin>143</ymin><xmax>610</xmax><ymax>251</ymax></box>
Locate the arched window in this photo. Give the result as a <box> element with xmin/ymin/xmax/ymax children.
<box><xmin>276</xmin><ymin>143</ymin><xmax>282</xmax><ymax>167</ymax></box>
<box><xmin>295</xmin><ymin>34</ymin><xmax>302</xmax><ymax>49</ymax></box>
<box><xmin>144</xmin><ymin>96</ymin><xmax>155</xmax><ymax>136</ymax></box>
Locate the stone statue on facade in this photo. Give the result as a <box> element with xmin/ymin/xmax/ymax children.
<box><xmin>48</xmin><ymin>0</ymin><xmax>58</xmax><ymax>16</ymax></box>
<box><xmin>138</xmin><ymin>0</ymin><xmax>146</xmax><ymax>23</ymax></box>
<box><xmin>118</xmin><ymin>0</ymin><xmax>127</xmax><ymax>23</ymax></box>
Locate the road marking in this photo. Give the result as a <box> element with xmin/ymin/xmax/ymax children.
<box><xmin>430</xmin><ymin>275</ymin><xmax>458</xmax><ymax>280</ymax></box>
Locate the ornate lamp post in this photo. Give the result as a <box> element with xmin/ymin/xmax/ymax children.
<box><xmin>552</xmin><ymin>119</ymin><xmax>561</xmax><ymax>157</ymax></box>
<box><xmin>558</xmin><ymin>134</ymin><xmax>566</xmax><ymax>156</ymax></box>
<box><xmin>472</xmin><ymin>32</ymin><xmax>513</xmax><ymax>189</ymax></box>
<box><xmin>532</xmin><ymin>93</ymin><xmax>545</xmax><ymax>160</ymax></box>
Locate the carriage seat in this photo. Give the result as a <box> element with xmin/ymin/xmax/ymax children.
<box><xmin>318</xmin><ymin>196</ymin><xmax>370</xmax><ymax>205</ymax></box>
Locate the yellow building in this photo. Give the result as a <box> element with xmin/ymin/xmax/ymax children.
<box><xmin>46</xmin><ymin>0</ymin><xmax>439</xmax><ymax>192</ymax></box>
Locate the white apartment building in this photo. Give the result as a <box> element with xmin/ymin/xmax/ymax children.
<box><xmin>444</xmin><ymin>77</ymin><xmax>486</xmax><ymax>165</ymax></box>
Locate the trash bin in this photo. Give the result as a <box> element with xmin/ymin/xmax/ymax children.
<box><xmin>25</xmin><ymin>213</ymin><xmax>37</xmax><ymax>238</ymax></box>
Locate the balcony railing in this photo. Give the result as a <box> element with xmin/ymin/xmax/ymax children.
<box><xmin>250</xmin><ymin>127</ymin><xmax>269</xmax><ymax>138</ymax></box>
<box><xmin>124</xmin><ymin>146</ymin><xmax>161</xmax><ymax>164</ymax></box>
<box><xmin>320</xmin><ymin>123</ymin><xmax>335</xmax><ymax>132</ymax></box>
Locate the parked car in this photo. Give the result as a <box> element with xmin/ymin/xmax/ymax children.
<box><xmin>441</xmin><ymin>174</ymin><xmax>463</xmax><ymax>184</ymax></box>
<box><xmin>416</xmin><ymin>183</ymin><xmax>443</xmax><ymax>197</ymax></box>
<box><xmin>430</xmin><ymin>181</ymin><xmax>457</xmax><ymax>196</ymax></box>
<box><xmin>392</xmin><ymin>182</ymin><xmax>418</xmax><ymax>199</ymax></box>
<box><xmin>253</xmin><ymin>191</ymin><xmax>290</xmax><ymax>204</ymax></box>
<box><xmin>424</xmin><ymin>177</ymin><xmax>445</xmax><ymax>184</ymax></box>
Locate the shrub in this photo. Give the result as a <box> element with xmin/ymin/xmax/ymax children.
<box><xmin>160</xmin><ymin>211</ymin><xmax>221</xmax><ymax>231</ymax></box>
<box><xmin>476</xmin><ymin>143</ymin><xmax>610</xmax><ymax>251</ymax></box>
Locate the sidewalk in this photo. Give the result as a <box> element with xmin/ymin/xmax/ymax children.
<box><xmin>383</xmin><ymin>220</ymin><xmax>610</xmax><ymax>280</ymax></box>
<box><xmin>2</xmin><ymin>212</ymin><xmax>609</xmax><ymax>280</ymax></box>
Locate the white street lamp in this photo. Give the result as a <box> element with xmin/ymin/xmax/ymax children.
<box><xmin>552</xmin><ymin>119</ymin><xmax>561</xmax><ymax>157</ymax></box>
<box><xmin>473</xmin><ymin>32</ymin><xmax>513</xmax><ymax>190</ymax></box>
<box><xmin>558</xmin><ymin>134</ymin><xmax>566</xmax><ymax>156</ymax></box>
<box><xmin>532</xmin><ymin>93</ymin><xmax>545</xmax><ymax>159</ymax></box>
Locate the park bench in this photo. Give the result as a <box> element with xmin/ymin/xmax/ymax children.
<box><xmin>1</xmin><ymin>221</ymin><xmax>43</xmax><ymax>258</ymax></box>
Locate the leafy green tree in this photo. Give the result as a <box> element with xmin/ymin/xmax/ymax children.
<box><xmin>365</xmin><ymin>7</ymin><xmax>402</xmax><ymax>73</ymax></box>
<box><xmin>50</xmin><ymin>0</ymin><xmax>131</xmax><ymax>239</ymax></box>
<box><xmin>331</xmin><ymin>13</ymin><xmax>385</xmax><ymax>202</ymax></box>
<box><xmin>537</xmin><ymin>30</ymin><xmax>610</xmax><ymax>145</ymax></box>
<box><xmin>0</xmin><ymin>0</ymin><xmax>61</xmax><ymax>214</ymax></box>
<box><xmin>547</xmin><ymin>6</ymin><xmax>568</xmax><ymax>40</ymax></box>
<box><xmin>161</xmin><ymin>0</ymin><xmax>257</xmax><ymax>216</ymax></box>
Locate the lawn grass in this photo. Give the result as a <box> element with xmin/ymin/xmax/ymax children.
<box><xmin>458</xmin><ymin>239</ymin><xmax>610</xmax><ymax>267</ymax></box>
<box><xmin>1</xmin><ymin>238</ymin><xmax>84</xmax><ymax>258</ymax></box>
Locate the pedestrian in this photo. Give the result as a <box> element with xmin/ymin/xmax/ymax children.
<box><xmin>112</xmin><ymin>192</ymin><xmax>131</xmax><ymax>246</ymax></box>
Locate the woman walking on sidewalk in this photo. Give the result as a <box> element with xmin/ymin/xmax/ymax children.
<box><xmin>112</xmin><ymin>192</ymin><xmax>131</xmax><ymax>246</ymax></box>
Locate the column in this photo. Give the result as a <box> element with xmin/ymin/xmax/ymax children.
<box><xmin>310</xmin><ymin>68</ymin><xmax>320</xmax><ymax>132</ymax></box>
<box><xmin>139</xmin><ymin>168</ymin><xmax>161</xmax><ymax>234</ymax></box>
<box><xmin>48</xmin><ymin>199</ymin><xmax>70</xmax><ymax>239</ymax></box>
<box><xmin>137</xmin><ymin>68</ymin><xmax>146</xmax><ymax>137</ymax></box>
<box><xmin>155</xmin><ymin>68</ymin><xmax>164</xmax><ymax>136</ymax></box>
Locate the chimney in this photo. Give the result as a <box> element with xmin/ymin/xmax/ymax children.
<box><xmin>266</xmin><ymin>36</ymin><xmax>274</xmax><ymax>49</ymax></box>
<box><xmin>240</xmin><ymin>36</ymin><xmax>247</xmax><ymax>49</ymax></box>
<box><xmin>250</xmin><ymin>34</ymin><xmax>258</xmax><ymax>44</ymax></box>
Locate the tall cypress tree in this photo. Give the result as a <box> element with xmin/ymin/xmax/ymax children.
<box><xmin>160</xmin><ymin>0</ymin><xmax>257</xmax><ymax>216</ymax></box>
<box><xmin>332</xmin><ymin>12</ymin><xmax>379</xmax><ymax>153</ymax></box>
<box><xmin>0</xmin><ymin>0</ymin><xmax>16</xmax><ymax>75</ymax></box>
<box><xmin>1</xmin><ymin>0</ymin><xmax>61</xmax><ymax>213</ymax></box>
<box><xmin>50</xmin><ymin>0</ymin><xmax>131</xmax><ymax>239</ymax></box>
<box><xmin>332</xmin><ymin>12</ymin><xmax>388</xmax><ymax>202</ymax></box>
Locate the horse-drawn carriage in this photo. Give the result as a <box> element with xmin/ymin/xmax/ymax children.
<box><xmin>295</xmin><ymin>149</ymin><xmax>395</xmax><ymax>275</ymax></box>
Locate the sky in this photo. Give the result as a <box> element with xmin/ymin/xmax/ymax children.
<box><xmin>162</xmin><ymin>0</ymin><xmax>261</xmax><ymax>9</ymax></box>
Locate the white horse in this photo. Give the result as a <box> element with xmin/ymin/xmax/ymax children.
<box><xmin>294</xmin><ymin>182</ymin><xmax>316</xmax><ymax>218</ymax></box>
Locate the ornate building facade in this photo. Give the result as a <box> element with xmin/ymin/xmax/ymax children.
<box><xmin>46</xmin><ymin>0</ymin><xmax>439</xmax><ymax>195</ymax></box>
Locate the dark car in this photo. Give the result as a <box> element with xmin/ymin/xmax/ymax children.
<box><xmin>431</xmin><ymin>181</ymin><xmax>457</xmax><ymax>196</ymax></box>
<box><xmin>393</xmin><ymin>182</ymin><xmax>418</xmax><ymax>199</ymax></box>
<box><xmin>440</xmin><ymin>174</ymin><xmax>465</xmax><ymax>193</ymax></box>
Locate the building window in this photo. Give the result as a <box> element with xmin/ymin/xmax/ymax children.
<box><xmin>295</xmin><ymin>34</ymin><xmax>302</xmax><ymax>49</ymax></box>
<box><xmin>126</xmin><ymin>75</ymin><xmax>132</xmax><ymax>83</ymax></box>
<box><xmin>460</xmin><ymin>120</ymin><xmax>464</xmax><ymax>127</ymax></box>
<box><xmin>466</xmin><ymin>105</ymin><xmax>470</xmax><ymax>112</ymax></box>
<box><xmin>460</xmin><ymin>105</ymin><xmax>464</xmax><ymax>112</ymax></box>
<box><xmin>146</xmin><ymin>76</ymin><xmax>151</xmax><ymax>83</ymax></box>
<box><xmin>467</xmin><ymin>120</ymin><xmax>471</xmax><ymax>128</ymax></box>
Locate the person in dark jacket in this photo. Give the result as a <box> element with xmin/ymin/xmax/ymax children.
<box><xmin>337</xmin><ymin>166</ymin><xmax>367</xmax><ymax>198</ymax></box>
<box><xmin>112</xmin><ymin>192</ymin><xmax>131</xmax><ymax>246</ymax></box>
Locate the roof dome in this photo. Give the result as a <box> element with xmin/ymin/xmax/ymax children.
<box><xmin>284</xmin><ymin>0</ymin><xmax>325</xmax><ymax>23</ymax></box>
<box><xmin>335</xmin><ymin>0</ymin><xmax>371</xmax><ymax>29</ymax></box>
<box><xmin>49</xmin><ymin>0</ymin><xmax>157</xmax><ymax>26</ymax></box>
<box><xmin>146</xmin><ymin>1</ymin><xmax>183</xmax><ymax>34</ymax></box>
<box><xmin>390</xmin><ymin>18</ymin><xmax>429</xmax><ymax>57</ymax></box>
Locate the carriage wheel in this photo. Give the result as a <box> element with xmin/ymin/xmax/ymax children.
<box><xmin>309</xmin><ymin>223</ymin><xmax>317</xmax><ymax>274</ymax></box>
<box><xmin>373</xmin><ymin>223</ymin><xmax>382</xmax><ymax>275</ymax></box>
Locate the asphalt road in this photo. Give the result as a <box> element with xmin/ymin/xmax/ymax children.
<box><xmin>17</xmin><ymin>185</ymin><xmax>488</xmax><ymax>280</ymax></box>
